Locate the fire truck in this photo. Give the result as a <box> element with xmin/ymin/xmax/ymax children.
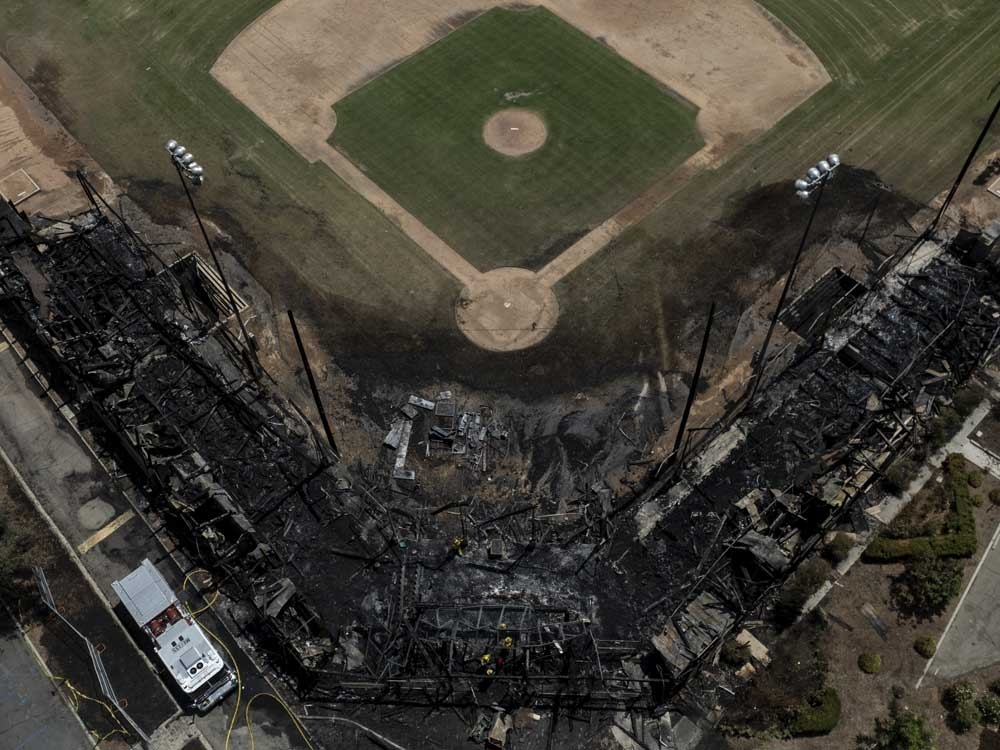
<box><xmin>112</xmin><ymin>559</ymin><xmax>237</xmax><ymax>711</ymax></box>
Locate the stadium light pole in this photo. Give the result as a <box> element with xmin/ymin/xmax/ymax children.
<box><xmin>165</xmin><ymin>139</ymin><xmax>260</xmax><ymax>377</ymax></box>
<box><xmin>749</xmin><ymin>155</ymin><xmax>840</xmax><ymax>402</ymax></box>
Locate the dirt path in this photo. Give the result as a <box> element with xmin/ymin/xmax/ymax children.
<box><xmin>212</xmin><ymin>0</ymin><xmax>830</xmax><ymax>352</ymax></box>
<box><xmin>314</xmin><ymin>144</ymin><xmax>480</xmax><ymax>287</ymax></box>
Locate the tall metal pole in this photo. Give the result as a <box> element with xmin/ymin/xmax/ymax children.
<box><xmin>173</xmin><ymin>161</ymin><xmax>259</xmax><ymax>377</ymax></box>
<box><xmin>749</xmin><ymin>172</ymin><xmax>830</xmax><ymax>401</ymax></box>
<box><xmin>287</xmin><ymin>309</ymin><xmax>340</xmax><ymax>459</ymax></box>
<box><xmin>673</xmin><ymin>301</ymin><xmax>715</xmax><ymax>459</ymax></box>
<box><xmin>929</xmin><ymin>89</ymin><xmax>1000</xmax><ymax>234</ymax></box>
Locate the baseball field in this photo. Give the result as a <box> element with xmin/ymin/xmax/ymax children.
<box><xmin>1</xmin><ymin>0</ymin><xmax>999</xmax><ymax>389</ymax></box>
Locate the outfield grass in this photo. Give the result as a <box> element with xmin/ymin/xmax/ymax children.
<box><xmin>676</xmin><ymin>0</ymin><xmax>1000</xmax><ymax>214</ymax></box>
<box><xmin>555</xmin><ymin>0</ymin><xmax>1000</xmax><ymax>375</ymax></box>
<box><xmin>331</xmin><ymin>7</ymin><xmax>703</xmax><ymax>271</ymax></box>
<box><xmin>0</xmin><ymin>0</ymin><xmax>458</xmax><ymax>346</ymax></box>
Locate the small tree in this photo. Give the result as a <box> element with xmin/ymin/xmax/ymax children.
<box><xmin>943</xmin><ymin>680</ymin><xmax>981</xmax><ymax>734</ymax></box>
<box><xmin>891</xmin><ymin>553</ymin><xmax>963</xmax><ymax>618</ymax></box>
<box><xmin>857</xmin><ymin>706</ymin><xmax>935</xmax><ymax>750</ymax></box>
<box><xmin>858</xmin><ymin>652</ymin><xmax>883</xmax><ymax>674</ymax></box>
<box><xmin>977</xmin><ymin>693</ymin><xmax>1000</xmax><ymax>726</ymax></box>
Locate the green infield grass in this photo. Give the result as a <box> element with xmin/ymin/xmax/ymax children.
<box><xmin>331</xmin><ymin>6</ymin><xmax>703</xmax><ymax>270</ymax></box>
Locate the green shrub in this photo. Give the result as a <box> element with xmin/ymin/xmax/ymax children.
<box><xmin>948</xmin><ymin>699</ymin><xmax>982</xmax><ymax>734</ymax></box>
<box><xmin>865</xmin><ymin>457</ymin><xmax>978</xmax><ymax>563</ymax></box>
<box><xmin>823</xmin><ymin>532</ymin><xmax>853</xmax><ymax>565</ymax></box>
<box><xmin>788</xmin><ymin>687</ymin><xmax>841</xmax><ymax>737</ymax></box>
<box><xmin>943</xmin><ymin>681</ymin><xmax>977</xmax><ymax>711</ymax></box>
<box><xmin>858</xmin><ymin>652</ymin><xmax>883</xmax><ymax>674</ymax></box>
<box><xmin>913</xmin><ymin>636</ymin><xmax>937</xmax><ymax>659</ymax></box>
<box><xmin>859</xmin><ymin>707</ymin><xmax>935</xmax><ymax>750</ymax></box>
<box><xmin>991</xmin><ymin>678</ymin><xmax>1000</xmax><ymax>696</ymax></box>
<box><xmin>990</xmin><ymin>489</ymin><xmax>1000</xmax><ymax>506</ymax></box>
<box><xmin>968</xmin><ymin>471</ymin><xmax>984</xmax><ymax>488</ymax></box>
<box><xmin>892</xmin><ymin>554</ymin><xmax>964</xmax><ymax>617</ymax></box>
<box><xmin>977</xmin><ymin>693</ymin><xmax>1000</xmax><ymax>726</ymax></box>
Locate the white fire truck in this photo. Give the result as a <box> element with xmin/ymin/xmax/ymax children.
<box><xmin>112</xmin><ymin>559</ymin><xmax>237</xmax><ymax>711</ymax></box>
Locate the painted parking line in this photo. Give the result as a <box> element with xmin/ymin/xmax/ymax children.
<box><xmin>76</xmin><ymin>510</ymin><xmax>135</xmax><ymax>555</ymax></box>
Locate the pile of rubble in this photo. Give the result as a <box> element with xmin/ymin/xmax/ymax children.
<box><xmin>384</xmin><ymin>390</ymin><xmax>509</xmax><ymax>485</ymax></box>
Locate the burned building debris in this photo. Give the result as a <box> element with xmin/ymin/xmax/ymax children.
<box><xmin>3</xmin><ymin>173</ymin><xmax>1000</xmax><ymax>724</ymax></box>
<box><xmin>383</xmin><ymin>390</ymin><xmax>511</xmax><ymax>486</ymax></box>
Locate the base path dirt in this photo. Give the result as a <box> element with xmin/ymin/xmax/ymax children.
<box><xmin>213</xmin><ymin>0</ymin><xmax>828</xmax><ymax>159</ymax></box>
<box><xmin>314</xmin><ymin>145</ymin><xmax>480</xmax><ymax>287</ymax></box>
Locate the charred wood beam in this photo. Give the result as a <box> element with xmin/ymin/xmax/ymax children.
<box><xmin>673</xmin><ymin>301</ymin><xmax>715</xmax><ymax>460</ymax></box>
<box><xmin>287</xmin><ymin>309</ymin><xmax>340</xmax><ymax>460</ymax></box>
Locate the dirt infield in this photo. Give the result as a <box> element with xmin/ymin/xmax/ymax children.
<box><xmin>456</xmin><ymin>267</ymin><xmax>558</xmax><ymax>351</ymax></box>
<box><xmin>213</xmin><ymin>0</ymin><xmax>828</xmax><ymax>161</ymax></box>
<box><xmin>483</xmin><ymin>108</ymin><xmax>547</xmax><ymax>157</ymax></box>
<box><xmin>0</xmin><ymin>58</ymin><xmax>113</xmax><ymax>217</ymax></box>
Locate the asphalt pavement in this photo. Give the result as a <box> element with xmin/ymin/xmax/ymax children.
<box><xmin>926</xmin><ymin>513</ymin><xmax>1000</xmax><ymax>681</ymax></box>
<box><xmin>0</xmin><ymin>327</ymin><xmax>310</xmax><ymax>749</ymax></box>
<box><xmin>920</xmin><ymin>406</ymin><xmax>1000</xmax><ymax>683</ymax></box>
<box><xmin>0</xmin><ymin>608</ymin><xmax>91</xmax><ymax>750</ymax></box>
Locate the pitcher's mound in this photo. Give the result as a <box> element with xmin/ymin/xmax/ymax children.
<box><xmin>483</xmin><ymin>108</ymin><xmax>547</xmax><ymax>157</ymax></box>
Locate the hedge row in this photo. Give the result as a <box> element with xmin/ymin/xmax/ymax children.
<box><xmin>865</xmin><ymin>459</ymin><xmax>977</xmax><ymax>562</ymax></box>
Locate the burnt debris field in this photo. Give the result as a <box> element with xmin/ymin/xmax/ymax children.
<box><xmin>3</xmin><ymin>170</ymin><xmax>1000</xmax><ymax>733</ymax></box>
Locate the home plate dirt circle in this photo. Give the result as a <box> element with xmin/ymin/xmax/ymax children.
<box><xmin>483</xmin><ymin>108</ymin><xmax>547</xmax><ymax>157</ymax></box>
<box><xmin>456</xmin><ymin>268</ymin><xmax>559</xmax><ymax>351</ymax></box>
